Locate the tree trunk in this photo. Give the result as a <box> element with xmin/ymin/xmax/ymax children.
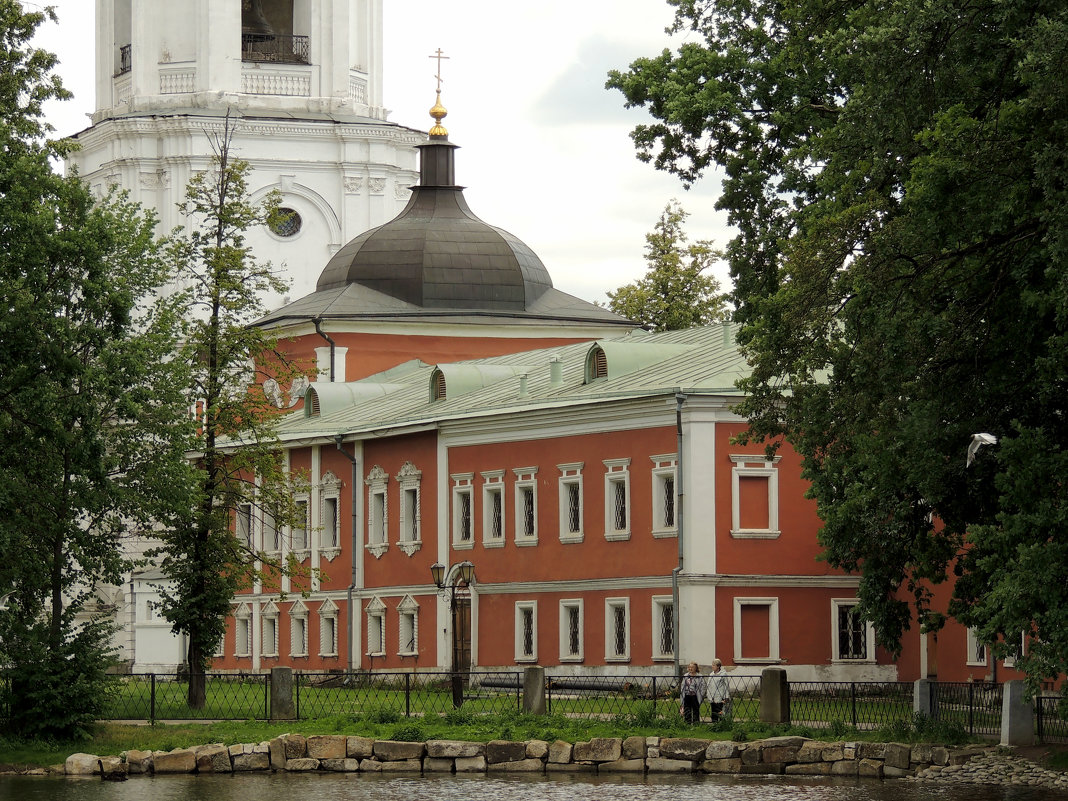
<box><xmin>187</xmin><ymin>639</ymin><xmax>206</xmax><ymax>709</ymax></box>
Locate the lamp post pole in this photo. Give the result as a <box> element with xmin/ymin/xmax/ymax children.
<box><xmin>430</xmin><ymin>560</ymin><xmax>475</xmax><ymax>708</ymax></box>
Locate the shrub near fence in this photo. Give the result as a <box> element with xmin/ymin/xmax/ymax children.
<box><xmin>295</xmin><ymin>671</ymin><xmax>521</xmax><ymax>719</ymax></box>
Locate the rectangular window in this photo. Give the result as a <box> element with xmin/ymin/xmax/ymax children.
<box><xmin>367</xmin><ymin>611</ymin><xmax>385</xmax><ymax>656</ymax></box>
<box><xmin>403</xmin><ymin>488</ymin><xmax>419</xmax><ymax>541</ymax></box>
<box><xmin>651</xmin><ymin>455</ymin><xmax>678</xmax><ymax>537</ymax></box>
<box><xmin>967</xmin><ymin>627</ymin><xmax>988</xmax><ymax>666</ymax></box>
<box><xmin>605</xmin><ymin>598</ymin><xmax>630</xmax><ymax>661</ymax></box>
<box><xmin>513</xmin><ymin>468</ymin><xmax>538</xmax><ymax>545</ymax></box>
<box><xmin>264</xmin><ymin>507</ymin><xmax>280</xmax><ymax>552</ymax></box>
<box><xmin>733</xmin><ymin>597</ymin><xmax>781</xmax><ymax>663</ymax></box>
<box><xmin>603</xmin><ymin>459</ymin><xmax>631</xmax><ymax>541</ymax></box>
<box><xmin>559</xmin><ymin>599</ymin><xmax>583</xmax><ymax>662</ymax></box>
<box><xmin>832</xmin><ymin>600</ymin><xmax>873</xmax><ymax>661</ymax></box>
<box><xmin>236</xmin><ymin>503</ymin><xmax>253</xmax><ymax>549</ymax></box>
<box><xmin>262</xmin><ymin>616</ymin><xmax>277</xmax><ymax>657</ymax></box>
<box><xmin>399</xmin><ymin>611</ymin><xmax>417</xmax><ymax>655</ymax></box>
<box><xmin>452</xmin><ymin>473</ymin><xmax>474</xmax><ymax>547</ymax></box>
<box><xmin>292</xmin><ymin>499</ymin><xmax>309</xmax><ymax>551</ymax></box>
<box><xmin>291</xmin><ymin>616</ymin><xmax>308</xmax><ymax>657</ymax></box>
<box><xmin>235</xmin><ymin>616</ymin><xmax>251</xmax><ymax>657</ymax></box>
<box><xmin>370</xmin><ymin>491</ymin><xmax>386</xmax><ymax>544</ymax></box>
<box><xmin>730</xmin><ymin>455</ymin><xmax>781</xmax><ymax>538</ymax></box>
<box><xmin>653</xmin><ymin>596</ymin><xmax>674</xmax><ymax>660</ymax></box>
<box><xmin>557</xmin><ymin>463</ymin><xmax>584</xmax><ymax>542</ymax></box>
<box><xmin>320</xmin><ymin>616</ymin><xmax>337</xmax><ymax>657</ymax></box>
<box><xmin>482</xmin><ymin>471</ymin><xmax>505</xmax><ymax>547</ymax></box>
<box><xmin>322</xmin><ymin>497</ymin><xmax>339</xmax><ymax>548</ymax></box>
<box><xmin>515</xmin><ymin>601</ymin><xmax>537</xmax><ymax>662</ymax></box>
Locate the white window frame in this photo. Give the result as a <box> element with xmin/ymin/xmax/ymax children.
<box><xmin>234</xmin><ymin>603</ymin><xmax>252</xmax><ymax>658</ymax></box>
<box><xmin>319</xmin><ymin>471</ymin><xmax>342</xmax><ymax>561</ymax></box>
<box><xmin>261</xmin><ymin>601</ymin><xmax>279</xmax><ymax>658</ymax></box>
<box><xmin>603</xmin><ymin>458</ymin><xmax>631</xmax><ymax>541</ymax></box>
<box><xmin>366</xmin><ymin>596</ymin><xmax>386</xmax><ymax>657</ymax></box>
<box><xmin>513</xmin><ymin>467</ymin><xmax>539</xmax><ymax>546</ymax></box>
<box><xmin>1004</xmin><ymin>632</ymin><xmax>1026</xmax><ymax>668</ymax></box>
<box><xmin>263</xmin><ymin>503</ymin><xmax>281</xmax><ymax>554</ymax></box>
<box><xmin>396</xmin><ymin>461</ymin><xmax>422</xmax><ymax>556</ymax></box>
<box><xmin>966</xmin><ymin>627</ymin><xmax>989</xmax><ymax>667</ymax></box>
<box><xmin>831</xmin><ymin>599</ymin><xmax>875</xmax><ymax>663</ymax></box>
<box><xmin>319</xmin><ymin>599</ymin><xmax>339</xmax><ymax>657</ymax></box>
<box><xmin>290</xmin><ymin>600</ymin><xmax>309</xmax><ymax>658</ymax></box>
<box><xmin>451</xmin><ymin>473</ymin><xmax>474</xmax><ymax>549</ymax></box>
<box><xmin>482</xmin><ymin>470</ymin><xmax>506</xmax><ymax>548</ymax></box>
<box><xmin>558</xmin><ymin>598</ymin><xmax>584</xmax><ymax>662</ymax></box>
<box><xmin>605</xmin><ymin>597</ymin><xmax>631</xmax><ymax>662</ymax></box>
<box><xmin>515</xmin><ymin>601</ymin><xmax>538</xmax><ymax>663</ymax></box>
<box><xmin>397</xmin><ymin>595</ymin><xmax>419</xmax><ymax>657</ymax></box>
<box><xmin>236</xmin><ymin>503</ymin><xmax>254</xmax><ymax>551</ymax></box>
<box><xmin>365</xmin><ymin>464</ymin><xmax>389</xmax><ymax>558</ymax></box>
<box><xmin>652</xmin><ymin>595</ymin><xmax>675</xmax><ymax>661</ymax></box>
<box><xmin>732</xmin><ymin>596</ymin><xmax>781</xmax><ymax>664</ymax></box>
<box><xmin>291</xmin><ymin>495</ymin><xmax>310</xmax><ymax>554</ymax></box>
<box><xmin>557</xmin><ymin>462</ymin><xmax>584</xmax><ymax>543</ymax></box>
<box><xmin>729</xmin><ymin>454</ymin><xmax>782</xmax><ymax>538</ymax></box>
<box><xmin>650</xmin><ymin>454</ymin><xmax>678</xmax><ymax>538</ymax></box>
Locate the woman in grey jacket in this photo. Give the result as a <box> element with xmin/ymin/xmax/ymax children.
<box><xmin>707</xmin><ymin>658</ymin><xmax>730</xmax><ymax>721</ymax></box>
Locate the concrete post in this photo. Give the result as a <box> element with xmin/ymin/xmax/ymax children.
<box><xmin>759</xmin><ymin>667</ymin><xmax>790</xmax><ymax>724</ymax></box>
<box><xmin>1001</xmin><ymin>680</ymin><xmax>1035</xmax><ymax>746</ymax></box>
<box><xmin>522</xmin><ymin>666</ymin><xmax>546</xmax><ymax>714</ymax></box>
<box><xmin>270</xmin><ymin>667</ymin><xmax>296</xmax><ymax>720</ymax></box>
<box><xmin>914</xmin><ymin>678</ymin><xmax>933</xmax><ymax>719</ymax></box>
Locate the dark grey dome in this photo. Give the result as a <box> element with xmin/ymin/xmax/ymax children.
<box><xmin>316</xmin><ymin>138</ymin><xmax>552</xmax><ymax>311</ymax></box>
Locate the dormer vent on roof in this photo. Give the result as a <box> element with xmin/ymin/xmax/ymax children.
<box><xmin>429</xmin><ymin>364</ymin><xmax>525</xmax><ymax>402</ymax></box>
<box><xmin>304</xmin><ymin>382</ymin><xmax>407</xmax><ymax>418</ymax></box>
<box><xmin>583</xmin><ymin>341</ymin><xmax>698</xmax><ymax>384</ymax></box>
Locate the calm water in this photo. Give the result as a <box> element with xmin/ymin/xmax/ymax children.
<box><xmin>1</xmin><ymin>773</ymin><xmax>1065</xmax><ymax>801</ymax></box>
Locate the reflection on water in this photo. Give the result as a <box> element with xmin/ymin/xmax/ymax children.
<box><xmin>1</xmin><ymin>772</ymin><xmax>1065</xmax><ymax>801</ymax></box>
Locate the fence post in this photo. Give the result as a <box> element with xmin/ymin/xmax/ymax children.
<box><xmin>150</xmin><ymin>673</ymin><xmax>156</xmax><ymax>723</ymax></box>
<box><xmin>405</xmin><ymin>673</ymin><xmax>411</xmax><ymax>718</ymax></box>
<box><xmin>1000</xmin><ymin>680</ymin><xmax>1035</xmax><ymax>747</ymax></box>
<box><xmin>969</xmin><ymin>682</ymin><xmax>975</xmax><ymax>734</ymax></box>
<box><xmin>913</xmin><ymin>678</ymin><xmax>933</xmax><ymax>719</ymax></box>
<box><xmin>547</xmin><ymin>677</ymin><xmax>553</xmax><ymax>715</ymax></box>
<box><xmin>759</xmin><ymin>667</ymin><xmax>790</xmax><ymax>724</ymax></box>
<box><xmin>270</xmin><ymin>667</ymin><xmax>296</xmax><ymax>720</ymax></box>
<box><xmin>522</xmin><ymin>666</ymin><xmax>546</xmax><ymax>714</ymax></box>
<box><xmin>851</xmin><ymin>683</ymin><xmax>857</xmax><ymax>729</ymax></box>
<box><xmin>652</xmin><ymin>676</ymin><xmax>657</xmax><ymax>720</ymax></box>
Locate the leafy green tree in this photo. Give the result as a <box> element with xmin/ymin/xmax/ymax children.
<box><xmin>153</xmin><ymin>116</ymin><xmax>304</xmax><ymax>707</ymax></box>
<box><xmin>609</xmin><ymin>1</ymin><xmax>1068</xmax><ymax>683</ymax></box>
<box><xmin>0</xmin><ymin>2</ymin><xmax>192</xmax><ymax>737</ymax></box>
<box><xmin>606</xmin><ymin>200</ymin><xmax>728</xmax><ymax>330</ymax></box>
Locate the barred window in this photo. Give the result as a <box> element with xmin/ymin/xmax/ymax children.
<box><xmin>654</xmin><ymin>597</ymin><xmax>674</xmax><ymax>659</ymax></box>
<box><xmin>515</xmin><ymin>601</ymin><xmax>537</xmax><ymax>661</ymax></box>
<box><xmin>567</xmin><ymin>483</ymin><xmax>581</xmax><ymax>532</ymax></box>
<box><xmin>603</xmin><ymin>458</ymin><xmax>631</xmax><ymax>541</ymax></box>
<box><xmin>606</xmin><ymin>598</ymin><xmax>630</xmax><ymax>661</ymax></box>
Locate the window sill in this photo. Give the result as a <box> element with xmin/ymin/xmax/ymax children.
<box><xmin>366</xmin><ymin>542</ymin><xmax>388</xmax><ymax>559</ymax></box>
<box><xmin>605</xmin><ymin>530</ymin><xmax>631</xmax><ymax>542</ymax></box>
<box><xmin>452</xmin><ymin>540</ymin><xmax>474</xmax><ymax>551</ymax></box>
<box><xmin>515</xmin><ymin>657</ymin><xmax>538</xmax><ymax>664</ymax></box>
<box><xmin>291</xmin><ymin>549</ymin><xmax>311</xmax><ymax>560</ymax></box>
<box><xmin>605</xmin><ymin>656</ymin><xmax>631</xmax><ymax>663</ymax></box>
<box><xmin>559</xmin><ymin>533</ymin><xmax>584</xmax><ymax>544</ymax></box>
<box><xmin>482</xmin><ymin>539</ymin><xmax>505</xmax><ymax>549</ymax></box>
<box><xmin>515</xmin><ymin>538</ymin><xmax>539</xmax><ymax>547</ymax></box>
<box><xmin>831</xmin><ymin>658</ymin><xmax>875</xmax><ymax>665</ymax></box>
<box><xmin>734</xmin><ymin>657</ymin><xmax>783</xmax><ymax>664</ymax></box>
<box><xmin>559</xmin><ymin>656</ymin><xmax>584</xmax><ymax>663</ymax></box>
<box><xmin>730</xmin><ymin>530</ymin><xmax>781</xmax><ymax>539</ymax></box>
<box><xmin>652</xmin><ymin>529</ymin><xmax>678</xmax><ymax>539</ymax></box>
<box><xmin>320</xmin><ymin>547</ymin><xmax>341</xmax><ymax>562</ymax></box>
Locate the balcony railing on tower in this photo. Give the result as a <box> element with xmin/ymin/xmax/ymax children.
<box><xmin>118</xmin><ymin>44</ymin><xmax>132</xmax><ymax>76</ymax></box>
<box><xmin>241</xmin><ymin>33</ymin><xmax>310</xmax><ymax>65</ymax></box>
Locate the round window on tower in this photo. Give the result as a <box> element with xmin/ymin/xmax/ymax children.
<box><xmin>269</xmin><ymin>207</ymin><xmax>302</xmax><ymax>238</ymax></box>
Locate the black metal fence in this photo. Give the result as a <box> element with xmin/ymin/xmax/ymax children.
<box><xmin>104</xmin><ymin>672</ymin><xmax>271</xmax><ymax>722</ymax></box>
<box><xmin>930</xmin><ymin>681</ymin><xmax>1003</xmax><ymax>736</ymax></box>
<box><xmin>295</xmin><ymin>671</ymin><xmax>521</xmax><ymax>719</ymax></box>
<box><xmin>1036</xmin><ymin>694</ymin><xmax>1068</xmax><ymax>744</ymax></box>
<box><xmin>790</xmin><ymin>681</ymin><xmax>915</xmax><ymax>731</ymax></box>
<box><xmin>241</xmin><ymin>33</ymin><xmax>310</xmax><ymax>64</ymax></box>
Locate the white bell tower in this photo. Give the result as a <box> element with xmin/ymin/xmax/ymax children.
<box><xmin>69</xmin><ymin>0</ymin><xmax>421</xmax><ymax>302</ymax></box>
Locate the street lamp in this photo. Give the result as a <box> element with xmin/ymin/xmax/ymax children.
<box><xmin>430</xmin><ymin>560</ymin><xmax>476</xmax><ymax>707</ymax></box>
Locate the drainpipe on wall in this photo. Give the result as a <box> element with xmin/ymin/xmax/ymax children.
<box><xmin>335</xmin><ymin>435</ymin><xmax>359</xmax><ymax>672</ymax></box>
<box><xmin>673</xmin><ymin>392</ymin><xmax>686</xmax><ymax>677</ymax></box>
<box><xmin>314</xmin><ymin>317</ymin><xmax>336</xmax><ymax>383</ymax></box>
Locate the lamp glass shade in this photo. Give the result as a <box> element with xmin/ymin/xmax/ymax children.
<box><xmin>430</xmin><ymin>562</ymin><xmax>445</xmax><ymax>587</ymax></box>
<box><xmin>457</xmin><ymin>560</ymin><xmax>475</xmax><ymax>585</ymax></box>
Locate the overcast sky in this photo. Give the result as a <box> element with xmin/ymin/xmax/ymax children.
<box><xmin>31</xmin><ymin>0</ymin><xmax>733</xmax><ymax>305</ymax></box>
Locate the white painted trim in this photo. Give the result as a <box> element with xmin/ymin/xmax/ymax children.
<box><xmin>603</xmin><ymin>458</ymin><xmax>632</xmax><ymax>541</ymax></box>
<box><xmin>729</xmin><ymin>454</ymin><xmax>782</xmax><ymax>538</ymax></box>
<box><xmin>558</xmin><ymin>598</ymin><xmax>584</xmax><ymax>662</ymax></box>
<box><xmin>605</xmin><ymin>597</ymin><xmax>631</xmax><ymax>662</ymax></box>
<box><xmin>514</xmin><ymin>600</ymin><xmax>538</xmax><ymax>663</ymax></box>
<box><xmin>830</xmin><ymin>598</ymin><xmax>876</xmax><ymax>664</ymax></box>
<box><xmin>651</xmin><ymin>595</ymin><xmax>674</xmax><ymax>661</ymax></box>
